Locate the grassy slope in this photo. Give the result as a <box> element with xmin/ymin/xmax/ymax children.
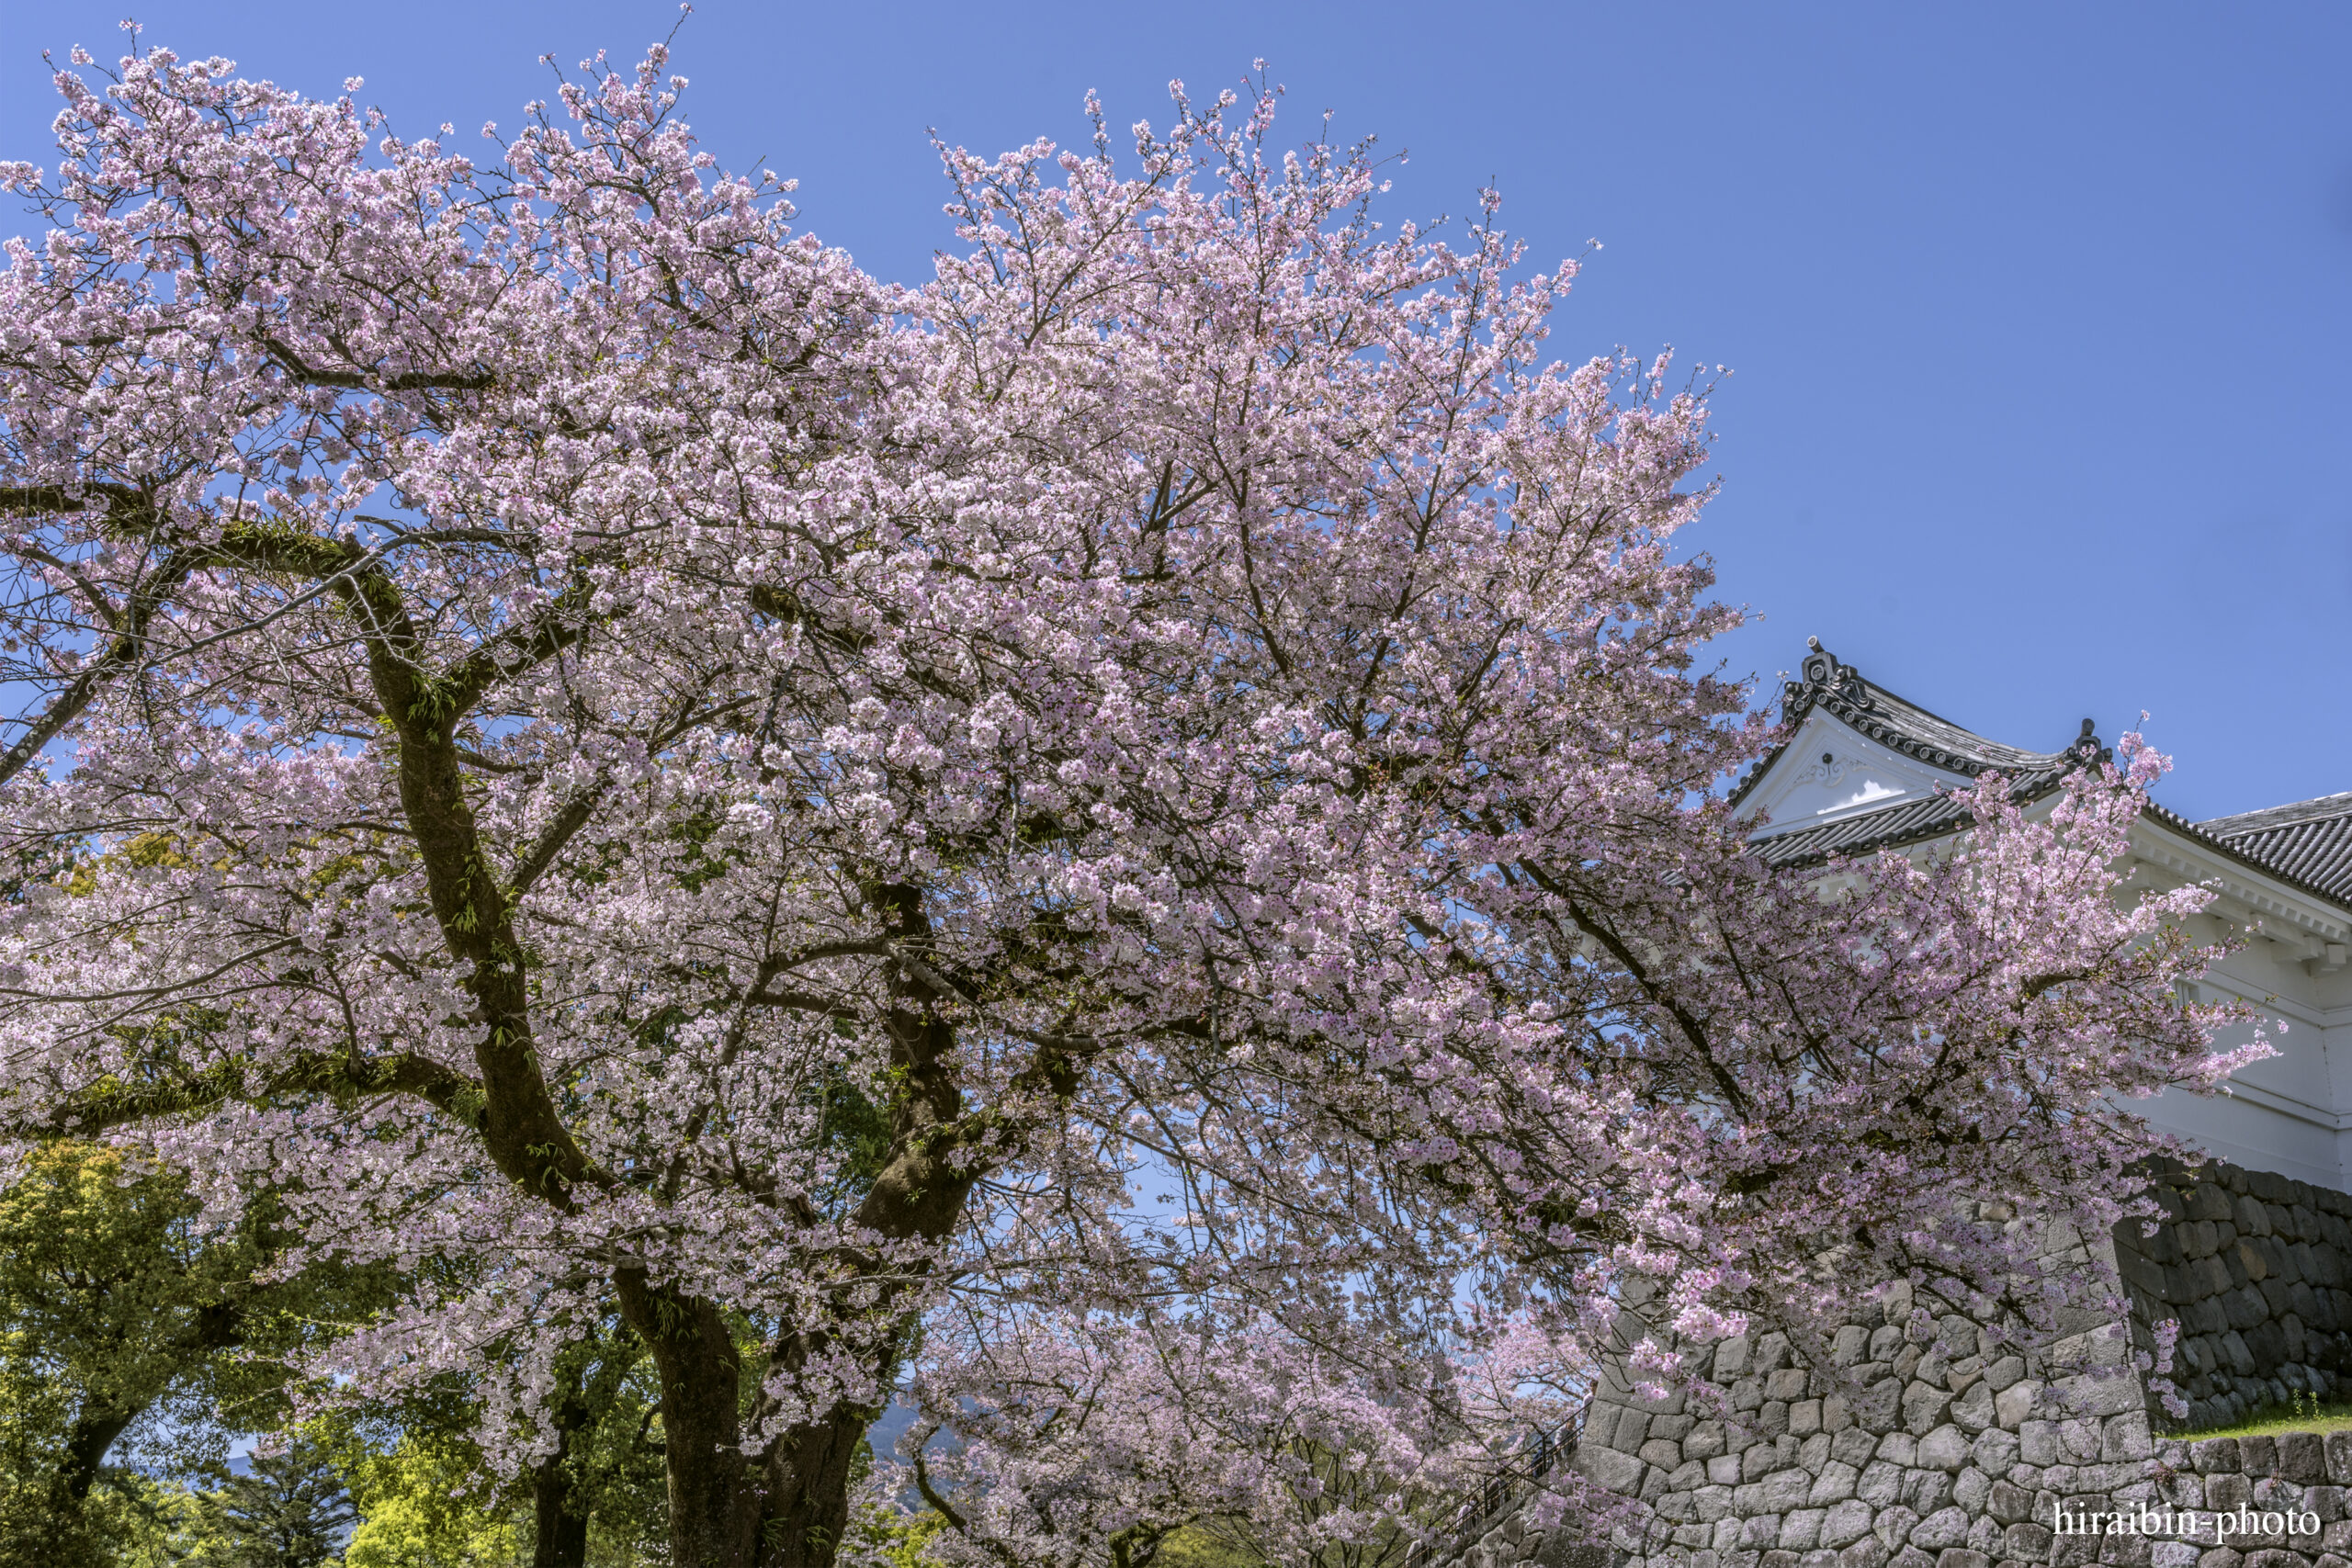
<box><xmin>2175</xmin><ymin>1401</ymin><xmax>2352</xmax><ymax>1440</ymax></box>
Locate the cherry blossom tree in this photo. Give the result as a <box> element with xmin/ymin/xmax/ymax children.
<box><xmin>0</xmin><ymin>30</ymin><xmax>2251</xmax><ymax>1568</ymax></box>
<box><xmin>881</xmin><ymin>1303</ymin><xmax>1595</xmax><ymax>1568</ymax></box>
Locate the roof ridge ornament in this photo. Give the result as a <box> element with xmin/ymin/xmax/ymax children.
<box><xmin>1784</xmin><ymin>636</ymin><xmax>1872</xmax><ymax>716</ymax></box>
<box><xmin>2073</xmin><ymin>716</ymin><xmax>2113</xmax><ymax>770</ymax></box>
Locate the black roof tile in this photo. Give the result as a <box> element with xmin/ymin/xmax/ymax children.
<box><xmin>1735</xmin><ymin>642</ymin><xmax>2352</xmax><ymax>918</ymax></box>
<box><xmin>1730</xmin><ymin>638</ymin><xmax>2098</xmax><ymax>811</ymax></box>
<box><xmin>2199</xmin><ymin>795</ymin><xmax>2352</xmax><ymax>906</ymax></box>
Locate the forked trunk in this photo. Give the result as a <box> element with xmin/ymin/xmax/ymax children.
<box><xmin>627</xmin><ymin>1288</ymin><xmax>899</xmax><ymax>1568</ymax></box>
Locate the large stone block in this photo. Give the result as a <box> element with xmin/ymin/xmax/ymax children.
<box><xmin>1912</xmin><ymin>1507</ymin><xmax>1971</xmax><ymax>1551</ymax></box>
<box><xmin>1577</xmin><ymin>1444</ymin><xmax>1647</xmax><ymax>1495</ymax></box>
<box><xmin>2102</xmin><ymin>1414</ymin><xmax>2154</xmax><ymax>1464</ymax></box>
<box><xmin>1905</xmin><ymin>1383</ymin><xmax>1957</xmax><ymax>1436</ymax></box>
<box><xmin>1782</xmin><ymin>1511</ymin><xmax>1827</xmax><ymax>1551</ymax></box>
<box><xmin>1810</xmin><ymin>1463</ymin><xmax>1860</xmax><ymax>1506</ymax></box>
<box><xmin>1920</xmin><ymin>1427</ymin><xmax>1972</xmax><ymax>1472</ymax></box>
<box><xmin>1832</xmin><ymin>1429</ymin><xmax>1882</xmax><ymax>1468</ymax></box>
<box><xmin>2005</xmin><ymin>1523</ymin><xmax>2054</xmax><ymax>1560</ymax></box>
<box><xmin>2207</xmin><ymin>1473</ymin><xmax>2253</xmax><ymax>1514</ymax></box>
<box><xmin>1998</xmin><ymin>1382</ymin><xmax>2047</xmax><ymax>1428</ymax></box>
<box><xmin>2061</xmin><ymin>1420</ymin><xmax>2108</xmax><ymax>1464</ymax></box>
<box><xmin>2098</xmin><ymin>1533</ymin><xmax>2153</xmax><ymax>1568</ymax></box>
<box><xmin>2225</xmin><ymin>1290</ymin><xmax>2271</xmax><ymax>1333</ymax></box>
<box><xmin>1535</xmin><ymin>1533</ymin><xmax>1615</xmax><ymax>1568</ymax></box>
<box><xmin>1973</xmin><ymin>1430</ymin><xmax>2022</xmax><ymax>1478</ymax></box>
<box><xmin>1821</xmin><ymin>1502</ymin><xmax>1875</xmax><ymax>1550</ymax></box>
<box><xmin>2279</xmin><ymin>1433</ymin><xmax>2328</xmax><ymax>1484</ymax></box>
<box><xmin>1903</xmin><ymin>1471</ymin><xmax>1955</xmax><ymax>1515</ymax></box>
<box><xmin>2022</xmin><ymin>1424</ymin><xmax>2063</xmax><ymax>1468</ymax></box>
<box><xmin>1859</xmin><ymin>1461</ymin><xmax>1905</xmax><ymax>1507</ymax></box>
<box><xmin>2057</xmin><ymin>1373</ymin><xmax>2146</xmax><ymax>1420</ymax></box>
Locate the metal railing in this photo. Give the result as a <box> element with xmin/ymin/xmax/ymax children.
<box><xmin>1403</xmin><ymin>1401</ymin><xmax>1589</xmax><ymax>1567</ymax></box>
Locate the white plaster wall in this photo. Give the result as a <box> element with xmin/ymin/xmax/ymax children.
<box><xmin>2137</xmin><ymin>922</ymin><xmax>2352</xmax><ymax>1193</ymax></box>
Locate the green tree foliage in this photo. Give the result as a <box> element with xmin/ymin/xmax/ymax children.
<box><xmin>330</xmin><ymin>1423</ymin><xmax>526</xmax><ymax>1568</ymax></box>
<box><xmin>0</xmin><ymin>1140</ymin><xmax>264</xmax><ymax>1560</ymax></box>
<box><xmin>208</xmin><ymin>1438</ymin><xmax>359</xmax><ymax>1568</ymax></box>
<box><xmin>0</xmin><ymin>1140</ymin><xmax>401</xmax><ymax>1564</ymax></box>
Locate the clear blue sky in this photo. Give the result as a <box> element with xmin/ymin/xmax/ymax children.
<box><xmin>2</xmin><ymin>1</ymin><xmax>2345</xmax><ymax>819</ymax></box>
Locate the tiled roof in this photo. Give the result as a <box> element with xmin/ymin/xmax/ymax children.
<box><xmin>1734</xmin><ymin>639</ymin><xmax>2098</xmax><ymax>871</ymax></box>
<box><xmin>1729</xmin><ymin>638</ymin><xmax>2099</xmax><ymax>812</ymax></box>
<box><xmin>1739</xmin><ymin>641</ymin><xmax>2352</xmax><ymax>918</ymax></box>
<box><xmin>1753</xmin><ymin>785</ymin><xmax>2041</xmax><ymax>868</ymax></box>
<box><xmin>2198</xmin><ymin>794</ymin><xmax>2352</xmax><ymax>906</ymax></box>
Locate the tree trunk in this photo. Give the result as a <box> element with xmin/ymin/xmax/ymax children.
<box><xmin>617</xmin><ymin>1277</ymin><xmax>761</xmax><ymax>1568</ymax></box>
<box><xmin>749</xmin><ymin>1401</ymin><xmax>875</xmax><ymax>1568</ymax></box>
<box><xmin>625</xmin><ymin>886</ymin><xmax>1035</xmax><ymax>1568</ymax></box>
<box><xmin>532</xmin><ymin>1397</ymin><xmax>593</xmax><ymax>1568</ymax></box>
<box><xmin>60</xmin><ymin>1403</ymin><xmax>141</xmax><ymax>1500</ymax></box>
<box><xmin>734</xmin><ymin>1322</ymin><xmax>912</xmax><ymax>1568</ymax></box>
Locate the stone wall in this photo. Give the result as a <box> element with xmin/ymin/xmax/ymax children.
<box><xmin>1423</xmin><ymin>1159</ymin><xmax>2352</xmax><ymax>1568</ymax></box>
<box><xmin>2120</xmin><ymin>1163</ymin><xmax>2352</xmax><ymax>1430</ymax></box>
<box><xmin>2144</xmin><ymin>1428</ymin><xmax>2352</xmax><ymax>1568</ymax></box>
<box><xmin>1565</xmin><ymin>1284</ymin><xmax>2154</xmax><ymax>1568</ymax></box>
